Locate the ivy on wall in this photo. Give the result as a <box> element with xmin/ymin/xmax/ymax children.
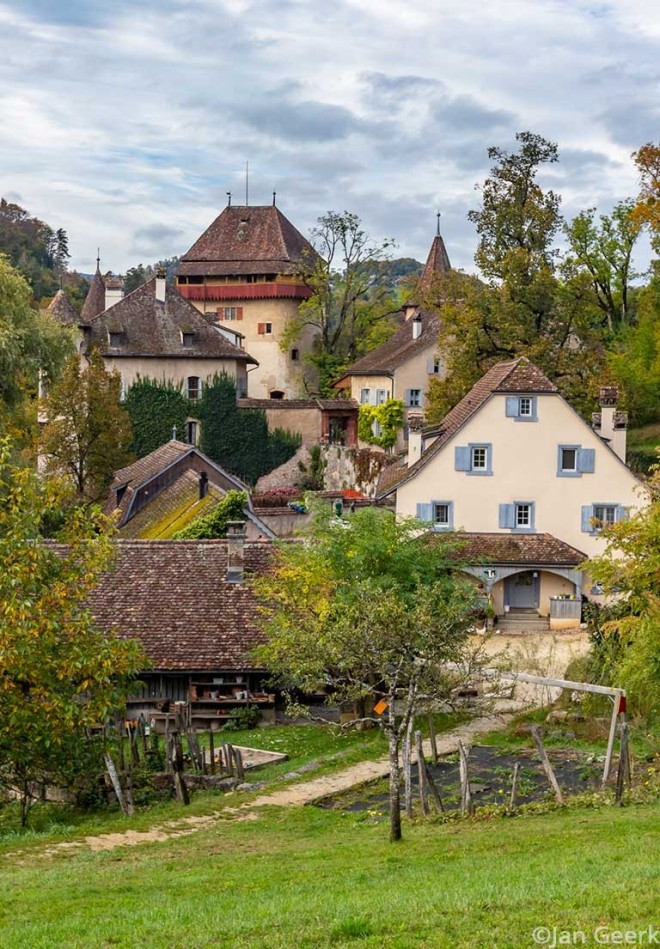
<box><xmin>357</xmin><ymin>399</ymin><xmax>404</xmax><ymax>450</ymax></box>
<box><xmin>125</xmin><ymin>375</ymin><xmax>301</xmax><ymax>486</ymax></box>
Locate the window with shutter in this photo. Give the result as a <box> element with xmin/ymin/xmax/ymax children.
<box><xmin>455</xmin><ymin>444</ymin><xmax>492</xmax><ymax>474</ymax></box>
<box><xmin>360</xmin><ymin>388</ymin><xmax>371</xmax><ymax>404</ymax></box>
<box><xmin>558</xmin><ymin>445</ymin><xmax>595</xmax><ymax>476</ymax></box>
<box><xmin>455</xmin><ymin>446</ymin><xmax>471</xmax><ymax>471</ymax></box>
<box><xmin>499</xmin><ymin>504</ymin><xmax>515</xmax><ymax>529</ymax></box>
<box><xmin>577</xmin><ymin>448</ymin><xmax>595</xmax><ymax>473</ymax></box>
<box><xmin>582</xmin><ymin>503</ymin><xmax>624</xmax><ymax>533</ymax></box>
<box><xmin>505</xmin><ymin>395</ymin><xmax>537</xmax><ymax>420</ymax></box>
<box><xmin>376</xmin><ymin>389</ymin><xmax>387</xmax><ymax>405</ymax></box>
<box><xmin>416</xmin><ymin>502</ymin><xmax>433</xmax><ymax>521</ymax></box>
<box><xmin>432</xmin><ymin>500</ymin><xmax>454</xmax><ymax>530</ymax></box>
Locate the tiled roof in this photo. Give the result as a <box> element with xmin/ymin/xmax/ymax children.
<box><xmin>434</xmin><ymin>532</ymin><xmax>586</xmax><ymax>566</ymax></box>
<box><xmin>46</xmin><ymin>289</ymin><xmax>79</xmax><ymax>326</ymax></box>
<box><xmin>118</xmin><ymin>470</ymin><xmax>220</xmax><ymax>538</ymax></box>
<box><xmin>377</xmin><ymin>357</ymin><xmax>557</xmax><ymax>496</ymax></box>
<box><xmin>179</xmin><ymin>205</ymin><xmax>319</xmax><ymax>276</ymax></box>
<box><xmin>83</xmin><ymin>279</ymin><xmax>257</xmax><ymax>362</ymax></box>
<box><xmin>419</xmin><ymin>234</ymin><xmax>451</xmax><ymax>290</ymax></box>
<box><xmin>74</xmin><ymin>540</ymin><xmax>276</xmax><ymax>671</ymax></box>
<box><xmin>237</xmin><ymin>398</ymin><xmax>358</xmax><ymax>411</ymax></box>
<box><xmin>81</xmin><ymin>267</ymin><xmax>106</xmax><ymax>323</ymax></box>
<box><xmin>334</xmin><ymin>310</ymin><xmax>442</xmax><ymax>382</ymax></box>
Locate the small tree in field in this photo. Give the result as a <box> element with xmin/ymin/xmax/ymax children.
<box><xmin>254</xmin><ymin>506</ymin><xmax>477</xmax><ymax>842</ymax></box>
<box><xmin>0</xmin><ymin>440</ymin><xmax>145</xmax><ymax>825</ymax></box>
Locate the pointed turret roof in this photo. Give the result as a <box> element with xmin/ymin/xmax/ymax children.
<box><xmin>178</xmin><ymin>205</ymin><xmax>320</xmax><ymax>277</ymax></box>
<box><xmin>81</xmin><ymin>261</ymin><xmax>106</xmax><ymax>323</ymax></box>
<box><xmin>47</xmin><ymin>289</ymin><xmax>79</xmax><ymax>326</ymax></box>
<box><xmin>419</xmin><ymin>233</ymin><xmax>451</xmax><ymax>290</ymax></box>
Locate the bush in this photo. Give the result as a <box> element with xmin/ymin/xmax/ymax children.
<box><xmin>220</xmin><ymin>705</ymin><xmax>261</xmax><ymax>731</ymax></box>
<box><xmin>173</xmin><ymin>490</ymin><xmax>247</xmax><ymax>539</ymax></box>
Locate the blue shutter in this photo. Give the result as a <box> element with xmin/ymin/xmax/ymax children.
<box><xmin>416</xmin><ymin>503</ymin><xmax>433</xmax><ymax>522</ymax></box>
<box><xmin>616</xmin><ymin>505</ymin><xmax>629</xmax><ymax>523</ymax></box>
<box><xmin>455</xmin><ymin>446</ymin><xmax>471</xmax><ymax>471</ymax></box>
<box><xmin>427</xmin><ymin>356</ymin><xmax>435</xmax><ymax>373</ymax></box>
<box><xmin>577</xmin><ymin>448</ymin><xmax>595</xmax><ymax>473</ymax></box>
<box><xmin>581</xmin><ymin>505</ymin><xmax>594</xmax><ymax>533</ymax></box>
<box><xmin>505</xmin><ymin>396</ymin><xmax>519</xmax><ymax>417</ymax></box>
<box><xmin>499</xmin><ymin>504</ymin><xmax>515</xmax><ymax>529</ymax></box>
<box><xmin>403</xmin><ymin>389</ymin><xmax>411</xmax><ymax>407</ymax></box>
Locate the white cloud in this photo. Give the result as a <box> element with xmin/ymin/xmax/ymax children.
<box><xmin>0</xmin><ymin>0</ymin><xmax>657</xmax><ymax>274</ymax></box>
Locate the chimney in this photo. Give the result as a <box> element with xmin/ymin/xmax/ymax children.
<box><xmin>199</xmin><ymin>471</ymin><xmax>208</xmax><ymax>500</ymax></box>
<box><xmin>412</xmin><ymin>314</ymin><xmax>422</xmax><ymax>340</ymax></box>
<box><xmin>226</xmin><ymin>520</ymin><xmax>246</xmax><ymax>583</ymax></box>
<box><xmin>155</xmin><ymin>269</ymin><xmax>167</xmax><ymax>303</ymax></box>
<box><xmin>593</xmin><ymin>387</ymin><xmax>627</xmax><ymax>462</ymax></box>
<box><xmin>104</xmin><ymin>276</ymin><xmax>124</xmax><ymax>310</ymax></box>
<box><xmin>407</xmin><ymin>413</ymin><xmax>424</xmax><ymax>466</ymax></box>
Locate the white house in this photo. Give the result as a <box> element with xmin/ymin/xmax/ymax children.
<box><xmin>376</xmin><ymin>358</ymin><xmax>646</xmax><ymax>625</ymax></box>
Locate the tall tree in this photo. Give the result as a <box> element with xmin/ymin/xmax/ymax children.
<box><xmin>565</xmin><ymin>200</ymin><xmax>640</xmax><ymax>331</ymax></box>
<box><xmin>0</xmin><ymin>255</ymin><xmax>74</xmax><ymax>439</ymax></box>
<box><xmin>631</xmin><ymin>142</ymin><xmax>660</xmax><ymax>248</ymax></box>
<box><xmin>40</xmin><ymin>351</ymin><xmax>133</xmax><ymax>501</ymax></box>
<box><xmin>287</xmin><ymin>212</ymin><xmax>400</xmax><ymax>395</ymax></box>
<box><xmin>0</xmin><ymin>199</ymin><xmax>70</xmax><ymax>301</ymax></box>
<box><xmin>254</xmin><ymin>506</ymin><xmax>476</xmax><ymax>842</ymax></box>
<box><xmin>426</xmin><ymin>133</ymin><xmax>607</xmax><ymax>422</ymax></box>
<box><xmin>0</xmin><ymin>439</ymin><xmax>145</xmax><ymax>825</ymax></box>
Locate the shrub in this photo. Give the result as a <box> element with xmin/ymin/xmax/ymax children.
<box><xmin>173</xmin><ymin>490</ymin><xmax>247</xmax><ymax>539</ymax></box>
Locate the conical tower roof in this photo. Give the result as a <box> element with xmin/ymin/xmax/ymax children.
<box><xmin>419</xmin><ymin>233</ymin><xmax>451</xmax><ymax>291</ymax></box>
<box><xmin>47</xmin><ymin>289</ymin><xmax>79</xmax><ymax>326</ymax></box>
<box><xmin>81</xmin><ymin>260</ymin><xmax>106</xmax><ymax>323</ymax></box>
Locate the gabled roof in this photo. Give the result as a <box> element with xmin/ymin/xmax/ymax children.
<box><xmin>178</xmin><ymin>205</ymin><xmax>319</xmax><ymax>277</ymax></box>
<box><xmin>334</xmin><ymin>310</ymin><xmax>441</xmax><ymax>384</ymax></box>
<box><xmin>50</xmin><ymin>540</ymin><xmax>276</xmax><ymax>671</ymax></box>
<box><xmin>83</xmin><ymin>279</ymin><xmax>257</xmax><ymax>362</ymax></box>
<box><xmin>436</xmin><ymin>532</ymin><xmax>586</xmax><ymax>566</ymax></box>
<box><xmin>377</xmin><ymin>357</ymin><xmax>558</xmax><ymax>496</ymax></box>
<box><xmin>81</xmin><ymin>266</ymin><xmax>106</xmax><ymax>323</ymax></box>
<box><xmin>419</xmin><ymin>234</ymin><xmax>451</xmax><ymax>290</ymax></box>
<box><xmin>46</xmin><ymin>289</ymin><xmax>79</xmax><ymax>326</ymax></box>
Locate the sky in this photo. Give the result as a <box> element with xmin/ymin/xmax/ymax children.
<box><xmin>1</xmin><ymin>0</ymin><xmax>658</xmax><ymax>275</ymax></box>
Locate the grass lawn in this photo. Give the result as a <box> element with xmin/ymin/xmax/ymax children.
<box><xmin>1</xmin><ymin>800</ymin><xmax>658</xmax><ymax>949</ymax></box>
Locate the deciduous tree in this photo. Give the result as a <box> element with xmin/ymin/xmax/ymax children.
<box><xmin>254</xmin><ymin>506</ymin><xmax>477</xmax><ymax>842</ymax></box>
<box><xmin>40</xmin><ymin>351</ymin><xmax>133</xmax><ymax>501</ymax></box>
<box><xmin>0</xmin><ymin>440</ymin><xmax>145</xmax><ymax>824</ymax></box>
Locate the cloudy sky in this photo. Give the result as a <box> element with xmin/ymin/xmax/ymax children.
<box><xmin>1</xmin><ymin>0</ymin><xmax>658</xmax><ymax>275</ymax></box>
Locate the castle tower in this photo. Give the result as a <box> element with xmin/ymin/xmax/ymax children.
<box><xmin>177</xmin><ymin>204</ymin><xmax>320</xmax><ymax>399</ymax></box>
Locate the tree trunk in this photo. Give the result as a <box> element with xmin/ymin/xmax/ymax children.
<box><xmin>388</xmin><ymin>727</ymin><xmax>402</xmax><ymax>842</ymax></box>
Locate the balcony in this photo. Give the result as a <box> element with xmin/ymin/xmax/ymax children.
<box><xmin>177</xmin><ymin>283</ymin><xmax>312</xmax><ymax>302</ymax></box>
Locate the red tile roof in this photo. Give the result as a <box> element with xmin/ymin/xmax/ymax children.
<box><xmin>81</xmin><ymin>267</ymin><xmax>106</xmax><ymax>323</ymax></box>
<box><xmin>83</xmin><ymin>279</ymin><xmax>257</xmax><ymax>362</ymax></box>
<box><xmin>179</xmin><ymin>205</ymin><xmax>319</xmax><ymax>277</ymax></box>
<box><xmin>419</xmin><ymin>234</ymin><xmax>451</xmax><ymax>290</ymax></box>
<box><xmin>334</xmin><ymin>310</ymin><xmax>441</xmax><ymax>382</ymax></box>
<box><xmin>72</xmin><ymin>540</ymin><xmax>276</xmax><ymax>671</ymax></box>
<box><xmin>46</xmin><ymin>289</ymin><xmax>79</xmax><ymax>326</ymax></box>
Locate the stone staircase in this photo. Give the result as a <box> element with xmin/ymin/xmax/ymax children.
<box><xmin>495</xmin><ymin>608</ymin><xmax>550</xmax><ymax>634</ymax></box>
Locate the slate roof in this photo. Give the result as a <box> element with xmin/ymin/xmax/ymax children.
<box><xmin>178</xmin><ymin>205</ymin><xmax>320</xmax><ymax>277</ymax></box>
<box><xmin>81</xmin><ymin>267</ymin><xmax>106</xmax><ymax>323</ymax></box>
<box><xmin>82</xmin><ymin>540</ymin><xmax>275</xmax><ymax>671</ymax></box>
<box><xmin>83</xmin><ymin>279</ymin><xmax>257</xmax><ymax>362</ymax></box>
<box><xmin>334</xmin><ymin>310</ymin><xmax>442</xmax><ymax>383</ymax></box>
<box><xmin>434</xmin><ymin>532</ymin><xmax>586</xmax><ymax>566</ymax></box>
<box><xmin>376</xmin><ymin>357</ymin><xmax>558</xmax><ymax>496</ymax></box>
<box><xmin>419</xmin><ymin>234</ymin><xmax>451</xmax><ymax>290</ymax></box>
<box><xmin>46</xmin><ymin>289</ymin><xmax>79</xmax><ymax>326</ymax></box>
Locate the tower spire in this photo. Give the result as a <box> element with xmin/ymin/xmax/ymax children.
<box><xmin>436</xmin><ymin>210</ymin><xmax>441</xmax><ymax>236</ymax></box>
<box><xmin>96</xmin><ymin>248</ymin><xmax>101</xmax><ymax>272</ymax></box>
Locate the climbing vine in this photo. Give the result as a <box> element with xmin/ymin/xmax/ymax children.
<box><xmin>173</xmin><ymin>490</ymin><xmax>248</xmax><ymax>539</ymax></box>
<box><xmin>124</xmin><ymin>379</ymin><xmax>190</xmax><ymax>457</ymax></box>
<box><xmin>357</xmin><ymin>399</ymin><xmax>404</xmax><ymax>450</ymax></box>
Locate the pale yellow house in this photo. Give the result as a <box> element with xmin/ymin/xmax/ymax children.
<box><xmin>177</xmin><ymin>202</ymin><xmax>320</xmax><ymax>399</ymax></box>
<box><xmin>79</xmin><ymin>276</ymin><xmax>257</xmax><ymax>443</ymax></box>
<box><xmin>376</xmin><ymin>358</ymin><xmax>645</xmax><ymax>626</ymax></box>
<box><xmin>333</xmin><ymin>230</ymin><xmax>451</xmax><ymax>449</ymax></box>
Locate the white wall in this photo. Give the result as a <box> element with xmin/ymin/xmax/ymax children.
<box><xmin>395</xmin><ymin>392</ymin><xmax>645</xmax><ymax>557</ymax></box>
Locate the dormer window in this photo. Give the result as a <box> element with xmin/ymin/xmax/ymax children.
<box><xmin>181</xmin><ymin>331</ymin><xmax>195</xmax><ymax>348</ymax></box>
<box><xmin>108</xmin><ymin>331</ymin><xmax>124</xmax><ymax>347</ymax></box>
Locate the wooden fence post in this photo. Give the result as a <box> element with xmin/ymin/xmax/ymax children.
<box><xmin>428</xmin><ymin>713</ymin><xmax>438</xmax><ymax>764</ymax></box>
<box><xmin>415</xmin><ymin>731</ymin><xmax>430</xmax><ymax>816</ymax></box>
<box><xmin>457</xmin><ymin>741</ymin><xmax>474</xmax><ymax>816</ymax></box>
<box><xmin>402</xmin><ymin>725</ymin><xmax>413</xmax><ymax>819</ymax></box>
<box><xmin>423</xmin><ymin>760</ymin><xmax>444</xmax><ymax>813</ymax></box>
<box><xmin>615</xmin><ymin>722</ymin><xmax>629</xmax><ymax>806</ymax></box>
<box><xmin>530</xmin><ymin>726</ymin><xmax>564</xmax><ymax>805</ymax></box>
<box><xmin>104</xmin><ymin>752</ymin><xmax>130</xmax><ymax>816</ymax></box>
<box><xmin>209</xmin><ymin>731</ymin><xmax>215</xmax><ymax>776</ymax></box>
<box><xmin>509</xmin><ymin>762</ymin><xmax>521</xmax><ymax>813</ymax></box>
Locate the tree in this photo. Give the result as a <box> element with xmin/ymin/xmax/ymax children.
<box><xmin>254</xmin><ymin>506</ymin><xmax>477</xmax><ymax>841</ymax></box>
<box><xmin>565</xmin><ymin>201</ymin><xmax>640</xmax><ymax>331</ymax></box>
<box><xmin>123</xmin><ymin>258</ymin><xmax>180</xmax><ymax>295</ymax></box>
<box><xmin>0</xmin><ymin>439</ymin><xmax>145</xmax><ymax>825</ymax></box>
<box><xmin>40</xmin><ymin>351</ymin><xmax>133</xmax><ymax>501</ymax></box>
<box><xmin>583</xmin><ymin>462</ymin><xmax>659</xmax><ymax>718</ymax></box>
<box><xmin>0</xmin><ymin>198</ymin><xmax>70</xmax><ymax>301</ymax></box>
<box><xmin>288</xmin><ymin>212</ymin><xmax>400</xmax><ymax>395</ymax></box>
<box><xmin>425</xmin><ymin>133</ymin><xmax>608</xmax><ymax>422</ymax></box>
<box><xmin>631</xmin><ymin>142</ymin><xmax>660</xmax><ymax>248</ymax></box>
<box><xmin>0</xmin><ymin>255</ymin><xmax>74</xmax><ymax>440</ymax></box>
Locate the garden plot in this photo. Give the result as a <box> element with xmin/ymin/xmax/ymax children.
<box><xmin>314</xmin><ymin>744</ymin><xmax>603</xmax><ymax>814</ymax></box>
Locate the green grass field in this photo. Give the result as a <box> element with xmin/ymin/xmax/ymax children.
<box><xmin>1</xmin><ymin>801</ymin><xmax>658</xmax><ymax>949</ymax></box>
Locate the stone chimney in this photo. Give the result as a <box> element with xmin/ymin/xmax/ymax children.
<box><xmin>155</xmin><ymin>269</ymin><xmax>167</xmax><ymax>303</ymax></box>
<box><xmin>592</xmin><ymin>387</ymin><xmax>627</xmax><ymax>462</ymax></box>
<box><xmin>226</xmin><ymin>520</ymin><xmax>246</xmax><ymax>584</ymax></box>
<box><xmin>407</xmin><ymin>413</ymin><xmax>424</xmax><ymax>466</ymax></box>
<box><xmin>412</xmin><ymin>314</ymin><xmax>422</xmax><ymax>340</ymax></box>
<box><xmin>104</xmin><ymin>275</ymin><xmax>124</xmax><ymax>310</ymax></box>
